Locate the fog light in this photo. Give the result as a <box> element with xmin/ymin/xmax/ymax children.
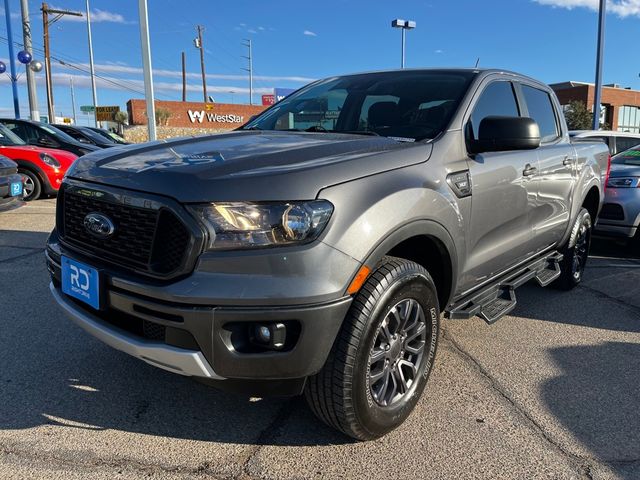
<box><xmin>251</xmin><ymin>322</ymin><xmax>286</xmax><ymax>350</ymax></box>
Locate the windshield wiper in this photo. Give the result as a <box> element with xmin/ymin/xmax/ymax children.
<box><xmin>335</xmin><ymin>130</ymin><xmax>380</xmax><ymax>137</ymax></box>
<box><xmin>242</xmin><ymin>126</ymin><xmax>263</xmax><ymax>131</ymax></box>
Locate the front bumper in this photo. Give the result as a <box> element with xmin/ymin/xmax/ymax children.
<box><xmin>46</xmin><ymin>236</ymin><xmax>354</xmax><ymax>385</ymax></box>
<box><xmin>0</xmin><ymin>173</ymin><xmax>24</xmax><ymax>211</ymax></box>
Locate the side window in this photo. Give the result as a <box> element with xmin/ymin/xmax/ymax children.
<box><xmin>470</xmin><ymin>81</ymin><xmax>519</xmax><ymax>139</ymax></box>
<box><xmin>521</xmin><ymin>85</ymin><xmax>559</xmax><ymax>143</ymax></box>
<box><xmin>615</xmin><ymin>136</ymin><xmax>640</xmax><ymax>154</ymax></box>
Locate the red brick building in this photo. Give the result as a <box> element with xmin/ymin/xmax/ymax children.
<box><xmin>127</xmin><ymin>99</ymin><xmax>267</xmax><ymax>130</ymax></box>
<box><xmin>551</xmin><ymin>81</ymin><xmax>640</xmax><ymax>132</ymax></box>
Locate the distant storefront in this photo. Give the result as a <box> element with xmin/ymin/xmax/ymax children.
<box><xmin>551</xmin><ymin>81</ymin><xmax>640</xmax><ymax>132</ymax></box>
<box><xmin>126</xmin><ymin>99</ymin><xmax>266</xmax><ymax>129</ymax></box>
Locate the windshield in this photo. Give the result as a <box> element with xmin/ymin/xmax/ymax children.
<box><xmin>0</xmin><ymin>124</ymin><xmax>26</xmax><ymax>146</ymax></box>
<box><xmin>40</xmin><ymin>124</ymin><xmax>82</xmax><ymax>143</ymax></box>
<box><xmin>244</xmin><ymin>70</ymin><xmax>477</xmax><ymax>141</ymax></box>
<box><xmin>612</xmin><ymin>147</ymin><xmax>640</xmax><ymax>165</ymax></box>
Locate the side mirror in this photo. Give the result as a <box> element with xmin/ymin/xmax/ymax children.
<box><xmin>470</xmin><ymin>116</ymin><xmax>540</xmax><ymax>154</ymax></box>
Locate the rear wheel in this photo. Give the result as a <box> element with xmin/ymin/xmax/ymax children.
<box><xmin>18</xmin><ymin>168</ymin><xmax>41</xmax><ymax>201</ymax></box>
<box><xmin>554</xmin><ymin>208</ymin><xmax>592</xmax><ymax>290</ymax></box>
<box><xmin>305</xmin><ymin>256</ymin><xmax>440</xmax><ymax>440</ymax></box>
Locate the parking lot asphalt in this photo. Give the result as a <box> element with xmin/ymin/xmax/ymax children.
<box><xmin>0</xmin><ymin>199</ymin><xmax>639</xmax><ymax>480</ymax></box>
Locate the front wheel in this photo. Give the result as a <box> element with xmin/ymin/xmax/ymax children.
<box><xmin>554</xmin><ymin>208</ymin><xmax>592</xmax><ymax>290</ymax></box>
<box><xmin>18</xmin><ymin>168</ymin><xmax>41</xmax><ymax>201</ymax></box>
<box><xmin>305</xmin><ymin>256</ymin><xmax>440</xmax><ymax>440</ymax></box>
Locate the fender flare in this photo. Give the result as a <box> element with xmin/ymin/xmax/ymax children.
<box><xmin>357</xmin><ymin>219</ymin><xmax>459</xmax><ymax>307</ymax></box>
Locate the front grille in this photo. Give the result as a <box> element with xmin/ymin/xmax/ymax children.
<box><xmin>600</xmin><ymin>203</ymin><xmax>624</xmax><ymax>221</ymax></box>
<box><xmin>60</xmin><ymin>188</ymin><xmax>192</xmax><ymax>276</ymax></box>
<box><xmin>142</xmin><ymin>320</ymin><xmax>166</xmax><ymax>341</ymax></box>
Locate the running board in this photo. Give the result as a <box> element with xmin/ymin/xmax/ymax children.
<box><xmin>446</xmin><ymin>251</ymin><xmax>563</xmax><ymax>324</ymax></box>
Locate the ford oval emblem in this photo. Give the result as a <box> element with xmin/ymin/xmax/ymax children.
<box><xmin>83</xmin><ymin>212</ymin><xmax>115</xmax><ymax>239</ymax></box>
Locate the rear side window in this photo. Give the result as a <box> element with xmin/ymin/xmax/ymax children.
<box><xmin>615</xmin><ymin>136</ymin><xmax>640</xmax><ymax>154</ymax></box>
<box><xmin>470</xmin><ymin>81</ymin><xmax>519</xmax><ymax>139</ymax></box>
<box><xmin>521</xmin><ymin>85</ymin><xmax>559</xmax><ymax>143</ymax></box>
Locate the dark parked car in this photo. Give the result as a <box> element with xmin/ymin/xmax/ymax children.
<box><xmin>0</xmin><ymin>119</ymin><xmax>100</xmax><ymax>157</ymax></box>
<box><xmin>0</xmin><ymin>155</ymin><xmax>24</xmax><ymax>211</ymax></box>
<box><xmin>47</xmin><ymin>68</ymin><xmax>609</xmax><ymax>440</ymax></box>
<box><xmin>53</xmin><ymin>124</ymin><xmax>118</xmax><ymax>148</ymax></box>
<box><xmin>87</xmin><ymin>127</ymin><xmax>129</xmax><ymax>145</ymax></box>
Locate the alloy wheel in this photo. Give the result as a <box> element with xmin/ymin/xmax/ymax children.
<box><xmin>572</xmin><ymin>222</ymin><xmax>590</xmax><ymax>281</ymax></box>
<box><xmin>367</xmin><ymin>298</ymin><xmax>428</xmax><ymax>407</ymax></box>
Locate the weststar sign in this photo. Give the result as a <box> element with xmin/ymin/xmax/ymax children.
<box><xmin>188</xmin><ymin>110</ymin><xmax>245</xmax><ymax>124</ymax></box>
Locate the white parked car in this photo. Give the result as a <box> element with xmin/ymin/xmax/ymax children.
<box><xmin>569</xmin><ymin>130</ymin><xmax>640</xmax><ymax>155</ymax></box>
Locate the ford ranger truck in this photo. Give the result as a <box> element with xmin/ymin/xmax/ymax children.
<box><xmin>47</xmin><ymin>69</ymin><xmax>610</xmax><ymax>440</ymax></box>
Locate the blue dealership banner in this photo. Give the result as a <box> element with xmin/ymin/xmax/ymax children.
<box><xmin>274</xmin><ymin>88</ymin><xmax>296</xmax><ymax>102</ymax></box>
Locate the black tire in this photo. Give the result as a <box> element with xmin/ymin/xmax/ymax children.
<box><xmin>18</xmin><ymin>168</ymin><xmax>41</xmax><ymax>201</ymax></box>
<box><xmin>554</xmin><ymin>208</ymin><xmax>592</xmax><ymax>290</ymax></box>
<box><xmin>305</xmin><ymin>256</ymin><xmax>440</xmax><ymax>440</ymax></box>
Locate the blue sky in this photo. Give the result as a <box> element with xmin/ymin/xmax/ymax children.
<box><xmin>1</xmin><ymin>0</ymin><xmax>640</xmax><ymax>124</ymax></box>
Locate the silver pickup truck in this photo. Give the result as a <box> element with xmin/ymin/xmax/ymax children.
<box><xmin>46</xmin><ymin>68</ymin><xmax>610</xmax><ymax>440</ymax></box>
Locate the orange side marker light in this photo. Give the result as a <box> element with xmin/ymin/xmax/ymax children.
<box><xmin>347</xmin><ymin>265</ymin><xmax>371</xmax><ymax>295</ymax></box>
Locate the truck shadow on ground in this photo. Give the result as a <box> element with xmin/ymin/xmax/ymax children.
<box><xmin>0</xmin><ymin>229</ymin><xmax>352</xmax><ymax>447</ymax></box>
<box><xmin>542</xmin><ymin>341</ymin><xmax>640</xmax><ymax>480</ymax></box>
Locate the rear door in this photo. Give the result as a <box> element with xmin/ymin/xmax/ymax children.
<box><xmin>461</xmin><ymin>79</ymin><xmax>539</xmax><ymax>290</ymax></box>
<box><xmin>518</xmin><ymin>83</ymin><xmax>576</xmax><ymax>250</ymax></box>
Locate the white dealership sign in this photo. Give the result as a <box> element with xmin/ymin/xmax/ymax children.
<box><xmin>188</xmin><ymin>110</ymin><xmax>245</xmax><ymax>124</ymax></box>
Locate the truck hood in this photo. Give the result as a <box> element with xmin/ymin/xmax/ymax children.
<box><xmin>66</xmin><ymin>130</ymin><xmax>432</xmax><ymax>202</ymax></box>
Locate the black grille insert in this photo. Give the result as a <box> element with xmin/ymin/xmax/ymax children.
<box><xmin>61</xmin><ymin>189</ymin><xmax>192</xmax><ymax>275</ymax></box>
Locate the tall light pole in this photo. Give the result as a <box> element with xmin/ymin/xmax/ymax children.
<box><xmin>242</xmin><ymin>39</ymin><xmax>253</xmax><ymax>105</ymax></box>
<box><xmin>70</xmin><ymin>77</ymin><xmax>77</xmax><ymax>124</ymax></box>
<box><xmin>138</xmin><ymin>0</ymin><xmax>156</xmax><ymax>141</ymax></box>
<box><xmin>20</xmin><ymin>0</ymin><xmax>39</xmax><ymax>120</ymax></box>
<box><xmin>391</xmin><ymin>19</ymin><xmax>416</xmax><ymax>69</ymax></box>
<box><xmin>592</xmin><ymin>0</ymin><xmax>606</xmax><ymax>130</ymax></box>
<box><xmin>86</xmin><ymin>0</ymin><xmax>99</xmax><ymax>127</ymax></box>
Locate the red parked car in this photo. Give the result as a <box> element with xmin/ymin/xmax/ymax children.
<box><xmin>0</xmin><ymin>123</ymin><xmax>77</xmax><ymax>200</ymax></box>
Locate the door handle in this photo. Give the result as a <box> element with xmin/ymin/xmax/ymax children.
<box><xmin>563</xmin><ymin>156</ymin><xmax>574</xmax><ymax>166</ymax></box>
<box><xmin>523</xmin><ymin>164</ymin><xmax>537</xmax><ymax>176</ymax></box>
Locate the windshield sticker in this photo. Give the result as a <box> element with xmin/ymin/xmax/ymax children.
<box><xmin>101</xmin><ymin>151</ymin><xmax>225</xmax><ymax>173</ymax></box>
<box><xmin>388</xmin><ymin>136</ymin><xmax>416</xmax><ymax>143</ymax></box>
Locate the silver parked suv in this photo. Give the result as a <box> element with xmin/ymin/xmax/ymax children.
<box><xmin>47</xmin><ymin>69</ymin><xmax>609</xmax><ymax>439</ymax></box>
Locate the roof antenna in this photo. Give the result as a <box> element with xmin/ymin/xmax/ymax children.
<box><xmin>474</xmin><ymin>57</ymin><xmax>480</xmax><ymax>68</ymax></box>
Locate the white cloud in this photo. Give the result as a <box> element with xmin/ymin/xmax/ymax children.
<box><xmin>51</xmin><ymin>6</ymin><xmax>132</xmax><ymax>24</ymax></box>
<box><xmin>533</xmin><ymin>0</ymin><xmax>640</xmax><ymax>18</ymax></box>
<box><xmin>303</xmin><ymin>30</ymin><xmax>317</xmax><ymax>37</ymax></box>
<box><xmin>67</xmin><ymin>62</ymin><xmax>315</xmax><ymax>83</ymax></box>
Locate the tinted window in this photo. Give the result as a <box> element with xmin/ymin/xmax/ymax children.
<box><xmin>245</xmin><ymin>70</ymin><xmax>477</xmax><ymax>141</ymax></box>
<box><xmin>470</xmin><ymin>81</ymin><xmax>519</xmax><ymax>139</ymax></box>
<box><xmin>615</xmin><ymin>136</ymin><xmax>640</xmax><ymax>153</ymax></box>
<box><xmin>521</xmin><ymin>85</ymin><xmax>559</xmax><ymax>142</ymax></box>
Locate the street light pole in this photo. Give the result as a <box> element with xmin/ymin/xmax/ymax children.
<box><xmin>391</xmin><ymin>19</ymin><xmax>416</xmax><ymax>69</ymax></box>
<box><xmin>592</xmin><ymin>0</ymin><xmax>606</xmax><ymax>130</ymax></box>
<box><xmin>86</xmin><ymin>0</ymin><xmax>99</xmax><ymax>127</ymax></box>
<box><xmin>138</xmin><ymin>0</ymin><xmax>156</xmax><ymax>141</ymax></box>
<box><xmin>70</xmin><ymin>77</ymin><xmax>77</xmax><ymax>124</ymax></box>
<box><xmin>4</xmin><ymin>0</ymin><xmax>20</xmax><ymax>118</ymax></box>
<box><xmin>20</xmin><ymin>0</ymin><xmax>39</xmax><ymax>120</ymax></box>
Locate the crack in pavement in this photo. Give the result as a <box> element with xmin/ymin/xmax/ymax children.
<box><xmin>0</xmin><ymin>249</ymin><xmax>44</xmax><ymax>264</ymax></box>
<box><xmin>0</xmin><ymin>441</ymin><xmax>234</xmax><ymax>479</ymax></box>
<box><xmin>441</xmin><ymin>326</ymin><xmax>596</xmax><ymax>480</ymax></box>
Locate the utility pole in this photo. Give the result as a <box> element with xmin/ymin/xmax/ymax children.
<box><xmin>70</xmin><ymin>77</ymin><xmax>77</xmax><ymax>124</ymax></box>
<box><xmin>86</xmin><ymin>0</ymin><xmax>99</xmax><ymax>127</ymax></box>
<box><xmin>20</xmin><ymin>0</ymin><xmax>39</xmax><ymax>120</ymax></box>
<box><xmin>41</xmin><ymin>3</ymin><xmax>82</xmax><ymax>123</ymax></box>
<box><xmin>4</xmin><ymin>0</ymin><xmax>19</xmax><ymax>118</ymax></box>
<box><xmin>242</xmin><ymin>39</ymin><xmax>253</xmax><ymax>105</ymax></box>
<box><xmin>181</xmin><ymin>51</ymin><xmax>186</xmax><ymax>101</ymax></box>
<box><xmin>592</xmin><ymin>0</ymin><xmax>606</xmax><ymax>130</ymax></box>
<box><xmin>194</xmin><ymin>25</ymin><xmax>207</xmax><ymax>103</ymax></box>
<box><xmin>138</xmin><ymin>0</ymin><xmax>156</xmax><ymax>141</ymax></box>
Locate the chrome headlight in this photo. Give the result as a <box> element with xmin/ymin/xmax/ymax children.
<box><xmin>607</xmin><ymin>177</ymin><xmax>639</xmax><ymax>188</ymax></box>
<box><xmin>39</xmin><ymin>152</ymin><xmax>61</xmax><ymax>168</ymax></box>
<box><xmin>188</xmin><ymin>200</ymin><xmax>334</xmax><ymax>250</ymax></box>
